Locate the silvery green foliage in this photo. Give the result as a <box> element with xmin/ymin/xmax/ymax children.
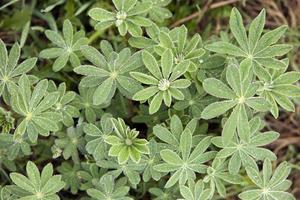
<box><xmin>78</xmin><ymin>163</ymin><xmax>107</xmax><ymax>190</ymax></box>
<box><xmin>153</xmin><ymin>133</ymin><xmax>215</xmax><ymax>188</ymax></box>
<box><xmin>9</xmin><ymin>75</ymin><xmax>62</xmax><ymax>142</ymax></box>
<box><xmin>212</xmin><ymin>117</ymin><xmax>279</xmax><ymax>174</ymax></box>
<box><xmin>140</xmin><ymin>139</ymin><xmax>162</xmax><ymax>182</ymax></box>
<box><xmin>178</xmin><ymin>179</ymin><xmax>211</xmax><ymax>200</ymax></box>
<box><xmin>239</xmin><ymin>159</ymin><xmax>294</xmax><ymax>200</ymax></box>
<box><xmin>129</xmin><ymin>25</ymin><xmax>205</xmax><ymax>71</ymax></box>
<box><xmin>7</xmin><ymin>161</ymin><xmax>65</xmax><ymax>200</ymax></box>
<box><xmin>96</xmin><ymin>159</ymin><xmax>144</xmax><ymax>186</ymax></box>
<box><xmin>39</xmin><ymin>19</ymin><xmax>88</xmax><ymax>71</ymax></box>
<box><xmin>48</xmin><ymin>81</ymin><xmax>80</xmax><ymax>127</ymax></box>
<box><xmin>88</xmin><ymin>0</ymin><xmax>153</xmax><ymax>36</ymax></box>
<box><xmin>149</xmin><ymin>186</ymin><xmax>179</xmax><ymax>200</ymax></box>
<box><xmin>205</xmin><ymin>9</ymin><xmax>292</xmax><ymax>69</ymax></box>
<box><xmin>0</xmin><ymin>40</ymin><xmax>37</xmax><ymax>102</ymax></box>
<box><xmin>57</xmin><ymin>162</ymin><xmax>81</xmax><ymax>194</ymax></box>
<box><xmin>131</xmin><ymin>50</ymin><xmax>191</xmax><ymax>114</ymax></box>
<box><xmin>0</xmin><ymin>134</ymin><xmax>31</xmax><ymax>160</ymax></box>
<box><xmin>74</xmin><ymin>41</ymin><xmax>143</xmax><ymax>105</ymax></box>
<box><xmin>54</xmin><ymin>125</ymin><xmax>85</xmax><ymax>163</ymax></box>
<box><xmin>0</xmin><ymin>3</ymin><xmax>298</xmax><ymax>200</ymax></box>
<box><xmin>72</xmin><ymin>86</ymin><xmax>104</xmax><ymax>123</ymax></box>
<box><xmin>145</xmin><ymin>0</ymin><xmax>172</xmax><ymax>23</ymax></box>
<box><xmin>84</xmin><ymin>114</ymin><xmax>113</xmax><ymax>161</ymax></box>
<box><xmin>201</xmin><ymin>61</ymin><xmax>270</xmax><ymax>144</ymax></box>
<box><xmin>87</xmin><ymin>175</ymin><xmax>132</xmax><ymax>200</ymax></box>
<box><xmin>203</xmin><ymin>158</ymin><xmax>243</xmax><ymax>197</ymax></box>
<box><xmin>174</xmin><ymin>86</ymin><xmax>216</xmax><ymax>119</ymax></box>
<box><xmin>255</xmin><ymin>59</ymin><xmax>300</xmax><ymax>117</ymax></box>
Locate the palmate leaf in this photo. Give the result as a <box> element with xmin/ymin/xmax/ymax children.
<box><xmin>88</xmin><ymin>0</ymin><xmax>153</xmax><ymax>37</ymax></box>
<box><xmin>9</xmin><ymin>75</ymin><xmax>62</xmax><ymax>142</ymax></box>
<box><xmin>131</xmin><ymin>50</ymin><xmax>191</xmax><ymax>114</ymax></box>
<box><xmin>205</xmin><ymin>8</ymin><xmax>292</xmax><ymax>70</ymax></box>
<box><xmin>129</xmin><ymin>25</ymin><xmax>204</xmax><ymax>71</ymax></box>
<box><xmin>48</xmin><ymin>81</ymin><xmax>80</xmax><ymax>127</ymax></box>
<box><xmin>140</xmin><ymin>139</ymin><xmax>162</xmax><ymax>182</ymax></box>
<box><xmin>0</xmin><ymin>134</ymin><xmax>31</xmax><ymax>160</ymax></box>
<box><xmin>0</xmin><ymin>40</ymin><xmax>37</xmax><ymax>103</ymax></box>
<box><xmin>105</xmin><ymin>118</ymin><xmax>149</xmax><ymax>164</ymax></box>
<box><xmin>212</xmin><ymin>117</ymin><xmax>279</xmax><ymax>174</ymax></box>
<box><xmin>57</xmin><ymin>162</ymin><xmax>81</xmax><ymax>194</ymax></box>
<box><xmin>96</xmin><ymin>158</ymin><xmax>144</xmax><ymax>186</ymax></box>
<box><xmin>239</xmin><ymin>159</ymin><xmax>295</xmax><ymax>200</ymax></box>
<box><xmin>201</xmin><ymin>63</ymin><xmax>270</xmax><ymax>144</ymax></box>
<box><xmin>71</xmin><ymin>86</ymin><xmax>104</xmax><ymax>123</ymax></box>
<box><xmin>54</xmin><ymin>125</ymin><xmax>85</xmax><ymax>163</ymax></box>
<box><xmin>255</xmin><ymin>60</ymin><xmax>300</xmax><ymax>118</ymax></box>
<box><xmin>87</xmin><ymin>174</ymin><xmax>132</xmax><ymax>200</ymax></box>
<box><xmin>174</xmin><ymin>87</ymin><xmax>217</xmax><ymax>119</ymax></box>
<box><xmin>74</xmin><ymin>41</ymin><xmax>143</xmax><ymax>106</ymax></box>
<box><xmin>77</xmin><ymin>163</ymin><xmax>107</xmax><ymax>190</ymax></box>
<box><xmin>154</xmin><ymin>131</ymin><xmax>215</xmax><ymax>188</ymax></box>
<box><xmin>153</xmin><ymin>114</ymin><xmax>198</xmax><ymax>151</ymax></box>
<box><xmin>39</xmin><ymin>19</ymin><xmax>88</xmax><ymax>71</ymax></box>
<box><xmin>179</xmin><ymin>179</ymin><xmax>211</xmax><ymax>200</ymax></box>
<box><xmin>146</xmin><ymin>0</ymin><xmax>172</xmax><ymax>23</ymax></box>
<box><xmin>203</xmin><ymin>158</ymin><xmax>243</xmax><ymax>198</ymax></box>
<box><xmin>84</xmin><ymin>114</ymin><xmax>113</xmax><ymax>161</ymax></box>
<box><xmin>8</xmin><ymin>161</ymin><xmax>65</xmax><ymax>200</ymax></box>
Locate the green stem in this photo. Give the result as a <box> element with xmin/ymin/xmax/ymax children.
<box><xmin>88</xmin><ymin>30</ymin><xmax>102</xmax><ymax>45</ymax></box>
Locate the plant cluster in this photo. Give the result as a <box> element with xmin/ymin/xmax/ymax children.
<box><xmin>0</xmin><ymin>1</ymin><xmax>299</xmax><ymax>200</ymax></box>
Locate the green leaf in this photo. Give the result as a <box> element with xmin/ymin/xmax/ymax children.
<box><xmin>128</xmin><ymin>36</ymin><xmax>157</xmax><ymax>48</ymax></box>
<box><xmin>161</xmin><ymin>49</ymin><xmax>173</xmax><ymax>79</ymax></box>
<box><xmin>26</xmin><ymin>161</ymin><xmax>41</xmax><ymax>187</ymax></box>
<box><xmin>149</xmin><ymin>92</ymin><xmax>163</xmax><ymax>114</ymax></box>
<box><xmin>160</xmin><ymin>149</ymin><xmax>183</xmax><ymax>165</ymax></box>
<box><xmin>222</xmin><ymin>107</ymin><xmax>239</xmax><ymax>144</ymax></box>
<box><xmin>153</xmin><ymin>125</ymin><xmax>178</xmax><ymax>146</ymax></box>
<box><xmin>88</xmin><ymin>8</ymin><xmax>115</xmax><ymax>21</ymax></box>
<box><xmin>81</xmin><ymin>45</ymin><xmax>106</xmax><ymax>67</ymax></box>
<box><xmin>205</xmin><ymin>42</ymin><xmax>247</xmax><ymax>57</ymax></box>
<box><xmin>130</xmin><ymin>72</ymin><xmax>158</xmax><ymax>85</ymax></box>
<box><xmin>251</xmin><ymin>131</ymin><xmax>279</xmax><ymax>146</ymax></box>
<box><xmin>255</xmin><ymin>25</ymin><xmax>288</xmax><ymax>53</ymax></box>
<box><xmin>246</xmin><ymin>97</ymin><xmax>270</xmax><ymax>111</ymax></box>
<box><xmin>201</xmin><ymin>100</ymin><xmax>236</xmax><ymax>119</ymax></box>
<box><xmin>142</xmin><ymin>51</ymin><xmax>162</xmax><ymax>79</ymax></box>
<box><xmin>273</xmin><ymin>72</ymin><xmax>300</xmax><ymax>84</ymax></box>
<box><xmin>128</xmin><ymin>1</ymin><xmax>152</xmax><ymax>15</ymax></box>
<box><xmin>12</xmin><ymin>57</ymin><xmax>37</xmax><ymax>76</ymax></box>
<box><xmin>179</xmin><ymin>129</ymin><xmax>192</xmax><ymax>161</ymax></box>
<box><xmin>248</xmin><ymin>9</ymin><xmax>265</xmax><ymax>52</ymax></box>
<box><xmin>93</xmin><ymin>78</ymin><xmax>115</xmax><ymax>105</ymax></box>
<box><xmin>230</xmin><ymin>8</ymin><xmax>248</xmax><ymax>51</ymax></box>
<box><xmin>133</xmin><ymin>87</ymin><xmax>158</xmax><ymax>101</ymax></box>
<box><xmin>203</xmin><ymin>78</ymin><xmax>236</xmax><ymax>99</ymax></box>
<box><xmin>0</xmin><ymin>39</ymin><xmax>8</xmax><ymax>67</ymax></box>
<box><xmin>158</xmin><ymin>32</ymin><xmax>174</xmax><ymax>49</ymax></box>
<box><xmin>7</xmin><ymin>43</ymin><xmax>20</xmax><ymax>71</ymax></box>
<box><xmin>10</xmin><ymin>173</ymin><xmax>35</xmax><ymax>193</ymax></box>
<box><xmin>226</xmin><ymin>64</ymin><xmax>241</xmax><ymax>96</ymax></box>
<box><xmin>45</xmin><ymin>30</ymin><xmax>65</xmax><ymax>47</ymax></box>
<box><xmin>273</xmin><ymin>85</ymin><xmax>300</xmax><ymax>97</ymax></box>
<box><xmin>74</xmin><ymin>65</ymin><xmax>109</xmax><ymax>77</ymax></box>
<box><xmin>52</xmin><ymin>52</ymin><xmax>69</xmax><ymax>72</ymax></box>
<box><xmin>63</xmin><ymin>19</ymin><xmax>73</xmax><ymax>46</ymax></box>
